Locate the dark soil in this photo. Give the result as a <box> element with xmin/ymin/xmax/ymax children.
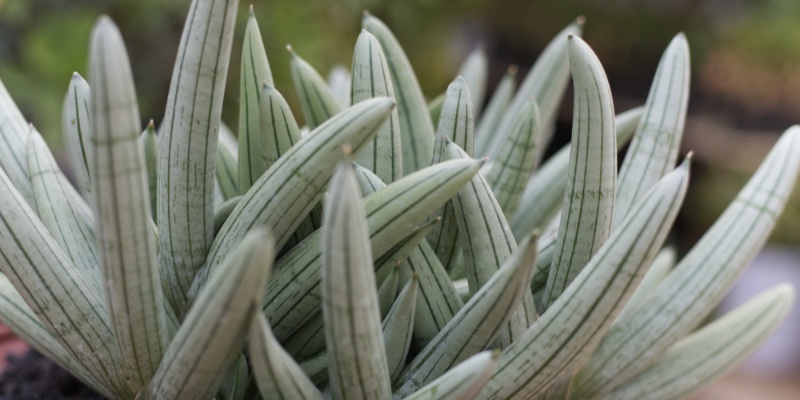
<box><xmin>0</xmin><ymin>350</ymin><xmax>105</xmax><ymax>400</ymax></box>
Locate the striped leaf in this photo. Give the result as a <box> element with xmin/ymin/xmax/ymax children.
<box><xmin>322</xmin><ymin>160</ymin><xmax>391</xmax><ymax>400</ymax></box>
<box><xmin>250</xmin><ymin>84</ymin><xmax>320</xmax><ymax>252</ymax></box>
<box><xmin>215</xmin><ymin>130</ymin><xmax>239</xmax><ymax>200</ymax></box>
<box><xmin>402</xmin><ymin>351</ymin><xmax>497</xmax><ymax>400</ymax></box>
<box><xmin>0</xmin><ymin>274</ymin><xmax>113</xmax><ymax>398</ymax></box>
<box><xmin>289</xmin><ymin>46</ymin><xmax>341</xmax><ymax>129</ymax></box>
<box><xmin>484</xmin><ymin>99</ymin><xmax>541</xmax><ymax>216</ymax></box>
<box><xmin>614</xmin><ymin>34</ymin><xmax>690</xmax><ymax>227</ymax></box>
<box><xmin>395</xmin><ymin>235</ymin><xmax>537</xmax><ymax>397</ymax></box>
<box><xmin>373</xmin><ymin>216</ymin><xmax>439</xmax><ymax>284</ymax></box>
<box><xmin>485</xmin><ymin>19</ymin><xmax>582</xmax><ymax>159</ymax></box>
<box><xmin>511</xmin><ymin>105</ymin><xmax>643</xmax><ymax>241</ymax></box>
<box><xmin>351</xmin><ymin>30</ymin><xmax>403</xmax><ymax>183</ymax></box>
<box><xmin>0</xmin><ymin>77</ymin><xmax>34</xmax><ymax>204</ymax></box>
<box><xmin>142</xmin><ymin>228</ymin><xmax>274</xmax><ymax>400</ymax></box>
<box><xmin>193</xmin><ymin>98</ymin><xmax>394</xmax><ymax>305</ymax></box>
<box><xmin>432</xmin><ymin>76</ymin><xmax>475</xmax><ymax>162</ymax></box>
<box><xmin>27</xmin><ymin>132</ymin><xmax>101</xmax><ymax>296</ymax></box>
<box><xmin>0</xmin><ymin>164</ymin><xmax>130</xmax><ymax>397</ymax></box>
<box><xmin>457</xmin><ymin>45</ymin><xmax>488</xmax><ymax>116</ymax></box>
<box><xmin>245</xmin><ymin>83</ymin><xmax>301</xmax><ymax>191</ymax></box>
<box><xmin>89</xmin><ymin>17</ymin><xmax>167</xmax><ymax>388</ymax></box>
<box><xmin>141</xmin><ymin>120</ymin><xmax>159</xmax><ymax>223</ymax></box>
<box><xmin>157</xmin><ymin>0</ymin><xmax>238</xmax><ymax>314</ymax></box>
<box><xmin>614</xmin><ymin>246</ymin><xmax>675</xmax><ymax>322</ymax></box>
<box><xmin>62</xmin><ymin>72</ymin><xmax>93</xmax><ymax>202</ymax></box>
<box><xmin>328</xmin><ymin>65</ymin><xmax>351</xmax><ymax>109</ymax></box>
<box><xmin>238</xmin><ymin>6</ymin><xmax>274</xmax><ymax>193</ymax></box>
<box><xmin>541</xmin><ymin>36</ymin><xmax>617</xmax><ymax>310</ymax></box>
<box><xmin>352</xmin><ymin>162</ymin><xmax>464</xmax><ymax>349</ymax></box>
<box><xmin>479</xmin><ymin>160</ymin><xmax>689</xmax><ymax>400</ymax></box>
<box><xmin>475</xmin><ymin>66</ymin><xmax>517</xmax><ymax>153</ymax></box>
<box><xmin>572</xmin><ymin>127</ymin><xmax>800</xmax><ymax>398</ymax></box>
<box><xmin>383</xmin><ymin>276</ymin><xmax>418</xmax><ymax>383</ymax></box>
<box><xmin>602</xmin><ymin>284</ymin><xmax>794</xmax><ymax>400</ymax></box>
<box><xmin>448</xmin><ymin>142</ymin><xmax>537</xmax><ymax>347</ymax></box>
<box><xmin>363</xmin><ymin>13</ymin><xmax>435</xmax><ymax>175</ymax></box>
<box><xmin>282</xmin><ymin>311</ymin><xmax>326</xmax><ymax>362</ymax></box>
<box><xmin>378</xmin><ymin>265</ymin><xmax>401</xmax><ymax>318</ymax></box>
<box><xmin>249</xmin><ymin>310</ymin><xmax>323</xmax><ymax>400</ymax></box>
<box><xmin>427</xmin><ymin>76</ymin><xmax>475</xmax><ymax>271</ymax></box>
<box><xmin>262</xmin><ymin>158</ymin><xmax>481</xmax><ymax>341</ymax></box>
<box><xmin>405</xmin><ymin>239</ymin><xmax>465</xmax><ymax>349</ymax></box>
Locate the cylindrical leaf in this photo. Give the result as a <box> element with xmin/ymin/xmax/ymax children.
<box><xmin>542</xmin><ymin>35</ymin><xmax>617</xmax><ymax>310</ymax></box>
<box><xmin>363</xmin><ymin>13</ymin><xmax>435</xmax><ymax>175</ymax></box>
<box><xmin>157</xmin><ymin>0</ymin><xmax>239</xmax><ymax>312</ymax></box>
<box><xmin>573</xmin><ymin>127</ymin><xmax>800</xmax><ymax>398</ymax></box>
<box><xmin>350</xmin><ymin>30</ymin><xmax>403</xmax><ymax>183</ymax></box>
<box><xmin>238</xmin><ymin>7</ymin><xmax>274</xmax><ymax>193</ymax></box>
<box><xmin>62</xmin><ymin>72</ymin><xmax>93</xmax><ymax>202</ymax></box>
<box><xmin>322</xmin><ymin>161</ymin><xmax>391</xmax><ymax>400</ymax></box>
<box><xmin>142</xmin><ymin>228</ymin><xmax>274</xmax><ymax>400</ymax></box>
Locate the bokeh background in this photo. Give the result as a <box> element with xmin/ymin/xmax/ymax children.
<box><xmin>1</xmin><ymin>0</ymin><xmax>800</xmax><ymax>398</ymax></box>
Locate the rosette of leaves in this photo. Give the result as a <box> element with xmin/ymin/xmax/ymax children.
<box><xmin>0</xmin><ymin>1</ymin><xmax>797</xmax><ymax>399</ymax></box>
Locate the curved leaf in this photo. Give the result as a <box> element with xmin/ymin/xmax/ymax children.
<box><xmin>486</xmin><ymin>19</ymin><xmax>581</xmax><ymax>159</ymax></box>
<box><xmin>602</xmin><ymin>284</ymin><xmax>794</xmax><ymax>400</ymax></box>
<box><xmin>448</xmin><ymin>142</ymin><xmax>537</xmax><ymax>346</ymax></box>
<box><xmin>322</xmin><ymin>160</ymin><xmax>391</xmax><ymax>400</ymax></box>
<box><xmin>27</xmin><ymin>132</ymin><xmax>100</xmax><ymax>295</ymax></box>
<box><xmin>0</xmin><ymin>274</ymin><xmax>113</xmax><ymax>398</ymax></box>
<box><xmin>249</xmin><ymin>310</ymin><xmax>323</xmax><ymax>400</ymax></box>
<box><xmin>351</xmin><ymin>30</ymin><xmax>403</xmax><ymax>183</ymax></box>
<box><xmin>394</xmin><ymin>236</ymin><xmax>537</xmax><ymax>397</ymax></box>
<box><xmin>479</xmin><ymin>160</ymin><xmax>689</xmax><ymax>400</ymax></box>
<box><xmin>62</xmin><ymin>72</ymin><xmax>93</xmax><ymax>201</ymax></box>
<box><xmin>157</xmin><ymin>0</ymin><xmax>239</xmax><ymax>313</ymax></box>
<box><xmin>262</xmin><ymin>158</ymin><xmax>481</xmax><ymax>341</ymax></box>
<box><xmin>193</xmin><ymin>98</ymin><xmax>395</xmax><ymax>305</ymax></box>
<box><xmin>402</xmin><ymin>351</ymin><xmax>497</xmax><ymax>400</ymax></box>
<box><xmin>614</xmin><ymin>34</ymin><xmax>689</xmax><ymax>227</ymax></box>
<box><xmin>0</xmin><ymin>77</ymin><xmax>33</xmax><ymax>203</ymax></box>
<box><xmin>510</xmin><ymin>106</ymin><xmax>643</xmax><ymax>240</ymax></box>
<box><xmin>89</xmin><ymin>16</ymin><xmax>167</xmax><ymax>388</ymax></box>
<box><xmin>289</xmin><ymin>47</ymin><xmax>341</xmax><ymax>129</ymax></box>
<box><xmin>541</xmin><ymin>36</ymin><xmax>617</xmax><ymax>310</ymax></box>
<box><xmin>238</xmin><ymin>7</ymin><xmax>274</xmax><ymax>193</ymax></box>
<box><xmin>384</xmin><ymin>276</ymin><xmax>418</xmax><ymax>383</ymax></box>
<box><xmin>573</xmin><ymin>127</ymin><xmax>800</xmax><ymax>398</ymax></box>
<box><xmin>142</xmin><ymin>228</ymin><xmax>274</xmax><ymax>400</ymax></box>
<box><xmin>484</xmin><ymin>99</ymin><xmax>541</xmax><ymax>216</ymax></box>
<box><xmin>363</xmin><ymin>13</ymin><xmax>435</xmax><ymax>175</ymax></box>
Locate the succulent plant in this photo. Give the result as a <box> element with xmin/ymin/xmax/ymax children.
<box><xmin>0</xmin><ymin>0</ymin><xmax>797</xmax><ymax>399</ymax></box>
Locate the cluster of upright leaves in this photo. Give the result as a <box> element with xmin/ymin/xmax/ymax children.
<box><xmin>0</xmin><ymin>1</ymin><xmax>797</xmax><ymax>400</ymax></box>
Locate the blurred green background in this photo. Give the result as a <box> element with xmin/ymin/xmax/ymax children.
<box><xmin>2</xmin><ymin>0</ymin><xmax>800</xmax><ymax>247</ymax></box>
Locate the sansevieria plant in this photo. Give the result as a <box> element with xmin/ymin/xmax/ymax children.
<box><xmin>0</xmin><ymin>0</ymin><xmax>797</xmax><ymax>399</ymax></box>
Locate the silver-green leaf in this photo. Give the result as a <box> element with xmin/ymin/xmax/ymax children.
<box><xmin>157</xmin><ymin>0</ymin><xmax>239</xmax><ymax>313</ymax></box>
<box><xmin>541</xmin><ymin>35</ymin><xmax>616</xmax><ymax>310</ymax></box>
<box><xmin>363</xmin><ymin>13</ymin><xmax>435</xmax><ymax>175</ymax></box>
<box><xmin>573</xmin><ymin>127</ymin><xmax>800</xmax><ymax>398</ymax></box>
<box><xmin>322</xmin><ymin>160</ymin><xmax>391</xmax><ymax>400</ymax></box>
